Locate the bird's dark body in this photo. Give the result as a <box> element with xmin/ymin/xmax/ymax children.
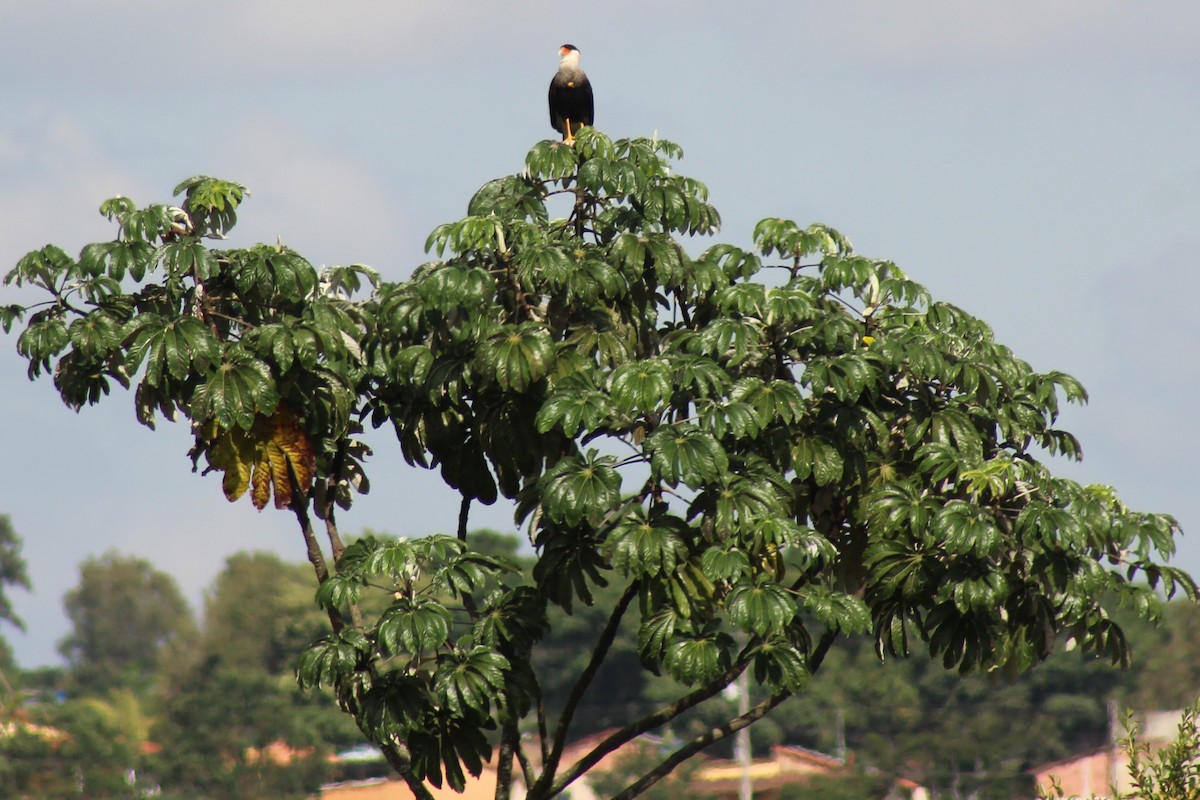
<box><xmin>548</xmin><ymin>45</ymin><xmax>593</xmax><ymax>140</ymax></box>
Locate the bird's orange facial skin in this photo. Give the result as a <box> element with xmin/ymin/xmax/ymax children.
<box><xmin>560</xmin><ymin>46</ymin><xmax>571</xmax><ymax>56</ymax></box>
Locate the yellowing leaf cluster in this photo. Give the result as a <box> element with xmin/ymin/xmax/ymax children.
<box><xmin>206</xmin><ymin>407</ymin><xmax>316</xmax><ymax>510</ymax></box>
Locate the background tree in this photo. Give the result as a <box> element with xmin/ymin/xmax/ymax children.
<box><xmin>0</xmin><ymin>515</ymin><xmax>31</xmax><ymax>698</ymax></box>
<box><xmin>59</xmin><ymin>551</ymin><xmax>194</xmax><ymax>695</ymax></box>
<box><xmin>3</xmin><ymin>131</ymin><xmax>1195</xmax><ymax>800</ymax></box>
<box><xmin>0</xmin><ymin>517</ymin><xmax>30</xmax><ymax>634</ymax></box>
<box><xmin>201</xmin><ymin>551</ymin><xmax>332</xmax><ymax>675</ymax></box>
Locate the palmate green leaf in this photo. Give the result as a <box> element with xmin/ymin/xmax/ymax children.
<box><xmin>192</xmin><ymin>349</ymin><xmax>279</xmax><ymax>430</ymax></box>
<box><xmin>698</xmin><ymin>243</ymin><xmax>761</xmax><ymax>281</ymax></box>
<box><xmin>566</xmin><ymin>255</ymin><xmax>629</xmax><ymax>304</ymax></box>
<box><xmin>753</xmin><ymin>219</ymin><xmax>851</xmax><ymax>260</ymax></box>
<box><xmin>926</xmin><ymin>601</ymin><xmax>996</xmax><ymax>673</ymax></box>
<box><xmin>524</xmin><ymin>139</ymin><xmax>581</xmax><ymax>183</ymax></box>
<box><xmin>564</xmin><ymin>313</ymin><xmax>636</xmax><ymax>369</ymax></box>
<box><xmin>873</xmin><ymin>600</ymin><xmax>917</xmax><ymax>659</ymax></box>
<box><xmin>713</xmin><ymin>283</ymin><xmax>766</xmax><ymax>317</ymax></box>
<box><xmin>431</xmin><ymin>551</ymin><xmax>517</xmax><ymax>598</ymax></box>
<box><xmin>224</xmin><ymin>244</ymin><xmax>318</xmax><ymax>304</ymax></box>
<box><xmin>66</xmin><ymin>313</ymin><xmax>122</xmax><ymax>360</ymax></box>
<box><xmin>536</xmin><ymin>387</ymin><xmax>613</xmax><ymax>437</ymax></box>
<box><xmin>935</xmin><ymin>500</ymin><xmax>1003</xmax><ymax>557</ymax></box>
<box><xmin>467</xmin><ymin>175</ymin><xmax>548</xmax><ymax>223</ymax></box>
<box><xmin>608</xmin><ymin>358</ymin><xmax>673</xmax><ymax>414</ymax></box>
<box><xmin>1069</xmin><ymin>615</ymin><xmax>1130</xmax><ymax>668</ymax></box>
<box><xmin>694</xmin><ymin>317</ymin><xmax>763</xmax><ymax>367</ymax></box>
<box><xmin>377</xmin><ymin>597</ymin><xmax>453</xmax><ymax>656</ymax></box>
<box><xmin>700</xmin><ymin>399</ymin><xmax>763</xmax><ymax>439</ymax></box>
<box><xmin>8</xmin><ymin>244</ymin><xmax>74</xmax><ymax>290</ymax></box>
<box><xmin>174</xmin><ymin>175</ymin><xmax>246</xmax><ymax>238</ymax></box>
<box><xmin>764</xmin><ymin>287</ymin><xmax>815</xmax><ymax>327</ymax></box>
<box><xmin>931</xmin><ymin>406</ymin><xmax>984</xmax><ymax>466</ymax></box>
<box><xmin>608</xmin><ymin>232</ymin><xmax>647</xmax><ymax>273</ymax></box>
<box><xmin>752</xmin><ymin>639</ymin><xmax>809</xmax><ymax>692</ymax></box>
<box><xmin>792</xmin><ymin>436</ymin><xmax>844</xmax><ymax>486</ymax></box>
<box><xmin>663</xmin><ymin>630</ymin><xmax>734</xmax><ymax>685</ymax></box>
<box><xmin>107</xmin><ymin>240</ymin><xmax>156</xmax><ymax>282</ymax></box>
<box><xmin>637</xmin><ymin>607</ymin><xmax>681</xmax><ymax>668</ymax></box>
<box><xmin>731</xmin><ymin>377</ymin><xmax>805</xmax><ymax>425</ymax></box>
<box><xmin>695</xmin><ymin>474</ymin><xmax>788</xmax><ymax>537</ymax></box>
<box><xmin>531</xmin><ymin>523</ymin><xmax>610</xmax><ymax>611</ymax></box>
<box><xmin>0</xmin><ymin>304</ymin><xmax>24</xmax><ymax>335</ymax></box>
<box><xmin>1015</xmin><ymin>502</ymin><xmax>1087</xmax><ymax>550</ymax></box>
<box><xmin>314</xmin><ymin>570</ymin><xmax>366</xmax><ymax>611</ymax></box>
<box><xmin>647</xmin><ymin>426</ymin><xmax>729</xmax><ymax>489</ymax></box>
<box><xmin>865</xmin><ymin>539</ymin><xmax>942</xmax><ymax>600</ymax></box>
<box><xmin>539</xmin><ymin>450</ymin><xmax>622</xmax><ymax>527</ymax></box>
<box><xmin>950</xmin><ymin>571</ymin><xmax>1009</xmax><ymax>614</ymax></box>
<box><xmin>515</xmin><ymin>242</ymin><xmax>572</xmax><ymax>290</ymax></box>
<box><xmin>434</xmin><ymin>646</ymin><xmax>510</xmax><ymax>717</ymax></box>
<box><xmin>343</xmin><ymin>534</ymin><xmax>420</xmax><ymax>584</ymax></box>
<box><xmin>359</xmin><ymin>673</ymin><xmax>432</xmax><ymax>734</ymax></box>
<box><xmin>700</xmin><ymin>546</ymin><xmax>751</xmax><ymax>583</ymax></box>
<box><xmin>16</xmin><ymin>313</ymin><xmax>68</xmax><ymax>378</ymax></box>
<box><xmin>645</xmin><ymin>232</ymin><xmax>689</xmax><ymax>285</ymax></box>
<box><xmin>296</xmin><ymin>628</ymin><xmax>371</xmax><ymax>690</ymax></box>
<box><xmin>475</xmin><ymin>323</ymin><xmax>555</xmax><ymax>392</ymax></box>
<box><xmin>669</xmin><ymin>354</ymin><xmax>730</xmax><ymax>398</ymax></box>
<box><xmin>161</xmin><ymin>238</ymin><xmax>219</xmax><ymax>280</ymax></box>
<box><xmin>914</xmin><ymin>441</ymin><xmax>960</xmax><ymax>484</ymax></box>
<box><xmin>803</xmin><ymin>353</ymin><xmax>874</xmax><ymax>403</ymax></box>
<box><xmin>143</xmin><ymin>316</ymin><xmax>221</xmax><ymax>382</ymax></box>
<box><xmin>727</xmin><ymin>579</ymin><xmax>796</xmax><ymax>637</ymax></box>
<box><xmin>607</xmin><ymin>508</ymin><xmax>686</xmax><ymax>579</ymax></box>
<box><xmin>472</xmin><ymin>587</ymin><xmax>548</xmax><ymax>652</ymax></box>
<box><xmin>799</xmin><ymin>586</ymin><xmax>871</xmax><ymax>635</ymax></box>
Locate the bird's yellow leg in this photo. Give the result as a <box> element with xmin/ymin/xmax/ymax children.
<box><xmin>564</xmin><ymin>118</ymin><xmax>575</xmax><ymax>145</ymax></box>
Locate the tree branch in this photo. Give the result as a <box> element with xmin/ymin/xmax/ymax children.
<box><xmin>458</xmin><ymin>494</ymin><xmax>471</xmax><ymax>542</ymax></box>
<box><xmin>546</xmin><ymin>629</ymin><xmax>841</xmax><ymax>799</ymax></box>
<box><xmin>535</xmin><ymin>580</ymin><xmax>640</xmax><ymax>796</ymax></box>
<box><xmin>542</xmin><ymin>654</ymin><xmax>752</xmax><ymax>799</ymax></box>
<box><xmin>613</xmin><ymin>690</ymin><xmax>791</xmax><ymax>800</ymax></box>
<box><xmin>290</xmin><ymin>495</ymin><xmax>341</xmax><ymax>633</ymax></box>
<box><xmin>495</xmin><ymin>716</ymin><xmax>518</xmax><ymax>800</ymax></box>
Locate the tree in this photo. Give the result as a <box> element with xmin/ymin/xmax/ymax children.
<box><xmin>202</xmin><ymin>551</ymin><xmax>332</xmax><ymax>676</ymax></box>
<box><xmin>59</xmin><ymin>551</ymin><xmax>194</xmax><ymax>694</ymax></box>
<box><xmin>0</xmin><ymin>516</ymin><xmax>30</xmax><ymax>635</ymax></box>
<box><xmin>0</xmin><ymin>515</ymin><xmax>30</xmax><ymax>701</ymax></box>
<box><xmin>3</xmin><ymin>130</ymin><xmax>1195</xmax><ymax>800</ymax></box>
<box><xmin>140</xmin><ymin>550</ymin><xmax>358</xmax><ymax>799</ymax></box>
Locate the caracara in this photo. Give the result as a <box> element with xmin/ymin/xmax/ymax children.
<box><xmin>548</xmin><ymin>44</ymin><xmax>594</xmax><ymax>145</ymax></box>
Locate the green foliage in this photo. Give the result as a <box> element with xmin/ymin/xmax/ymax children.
<box><xmin>0</xmin><ymin>700</ymin><xmax>145</xmax><ymax>799</ymax></box>
<box><xmin>0</xmin><ymin>517</ymin><xmax>30</xmax><ymax>634</ymax></box>
<box><xmin>5</xmin><ymin>130</ymin><xmax>1194</xmax><ymax>799</ymax></box>
<box><xmin>152</xmin><ymin>656</ymin><xmax>333</xmax><ymax>800</ymax></box>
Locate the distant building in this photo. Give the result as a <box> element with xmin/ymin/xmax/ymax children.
<box><xmin>1031</xmin><ymin>709</ymin><xmax>1192</xmax><ymax>799</ymax></box>
<box><xmin>316</xmin><ymin>734</ymin><xmax>927</xmax><ymax>800</ymax></box>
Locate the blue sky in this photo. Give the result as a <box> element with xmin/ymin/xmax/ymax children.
<box><xmin>1</xmin><ymin>2</ymin><xmax>1198</xmax><ymax>667</ymax></box>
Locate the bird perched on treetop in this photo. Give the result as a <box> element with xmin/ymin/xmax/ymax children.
<box><xmin>548</xmin><ymin>44</ymin><xmax>594</xmax><ymax>145</ymax></box>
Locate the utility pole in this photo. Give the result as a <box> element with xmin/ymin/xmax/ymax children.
<box><xmin>735</xmin><ymin>666</ymin><xmax>752</xmax><ymax>800</ymax></box>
